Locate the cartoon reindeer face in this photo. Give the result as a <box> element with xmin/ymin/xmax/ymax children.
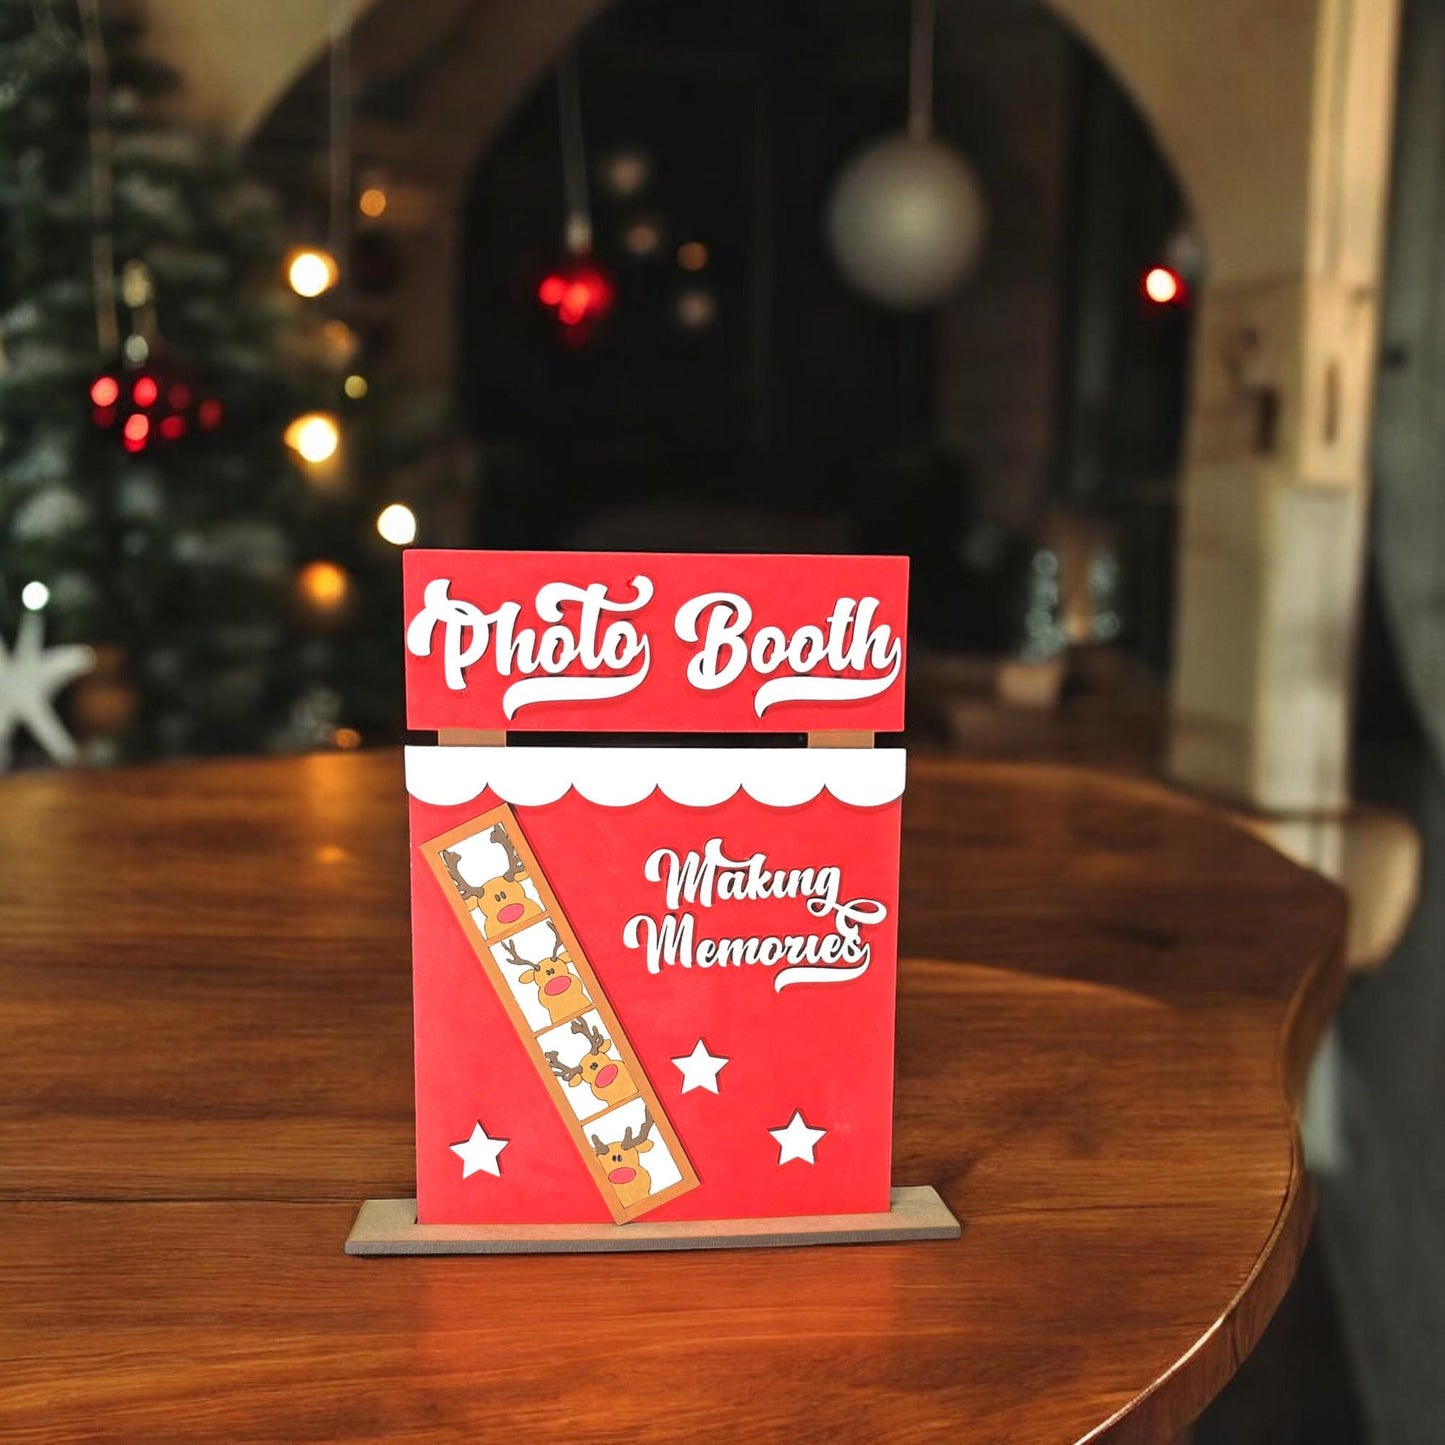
<box><xmin>441</xmin><ymin>825</ymin><xmax>544</xmax><ymax>936</ymax></box>
<box><xmin>501</xmin><ymin>922</ymin><xmax>589</xmax><ymax>1024</ymax></box>
<box><xmin>547</xmin><ymin>1018</ymin><xmax>634</xmax><ymax>1108</ymax></box>
<box><xmin>592</xmin><ymin>1109</ymin><xmax>656</xmax><ymax>1209</ymax></box>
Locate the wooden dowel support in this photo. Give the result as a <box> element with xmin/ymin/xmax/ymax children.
<box><xmin>438</xmin><ymin>729</ymin><xmax>507</xmax><ymax>747</ymax></box>
<box><xmin>807</xmin><ymin>731</ymin><xmax>875</xmax><ymax>749</ymax></box>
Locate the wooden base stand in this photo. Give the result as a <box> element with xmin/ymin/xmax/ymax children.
<box><xmin>346</xmin><ymin>1185</ymin><xmax>959</xmax><ymax>1256</ymax></box>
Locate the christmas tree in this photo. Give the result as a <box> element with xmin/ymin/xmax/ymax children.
<box><xmin>0</xmin><ymin>0</ymin><xmax>394</xmax><ymax>763</ymax></box>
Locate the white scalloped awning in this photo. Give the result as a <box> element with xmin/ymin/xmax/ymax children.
<box><xmin>405</xmin><ymin>746</ymin><xmax>906</xmax><ymax>809</ymax></box>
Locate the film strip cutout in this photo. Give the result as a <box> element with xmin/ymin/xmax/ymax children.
<box><xmin>421</xmin><ymin>804</ymin><xmax>699</xmax><ymax>1223</ymax></box>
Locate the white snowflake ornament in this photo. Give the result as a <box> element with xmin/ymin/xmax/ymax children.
<box><xmin>0</xmin><ymin>610</ymin><xmax>96</xmax><ymax>771</ymax></box>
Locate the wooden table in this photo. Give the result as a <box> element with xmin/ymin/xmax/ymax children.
<box><xmin>0</xmin><ymin>752</ymin><xmax>1344</xmax><ymax>1443</ymax></box>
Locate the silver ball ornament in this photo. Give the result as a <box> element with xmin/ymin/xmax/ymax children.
<box><xmin>825</xmin><ymin>134</ymin><xmax>986</xmax><ymax>310</ymax></box>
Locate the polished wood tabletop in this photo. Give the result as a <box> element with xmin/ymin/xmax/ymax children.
<box><xmin>0</xmin><ymin>751</ymin><xmax>1344</xmax><ymax>1444</ymax></box>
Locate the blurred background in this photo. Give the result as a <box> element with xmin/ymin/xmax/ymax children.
<box><xmin>1</xmin><ymin>0</ymin><xmax>1440</xmax><ymax>1440</ymax></box>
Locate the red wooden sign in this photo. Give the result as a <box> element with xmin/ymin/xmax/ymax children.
<box><xmin>405</xmin><ymin>550</ymin><xmax>909</xmax><ymax>1230</ymax></box>
<box><xmin>403</xmin><ymin>549</ymin><xmax>909</xmax><ymax>733</ymax></box>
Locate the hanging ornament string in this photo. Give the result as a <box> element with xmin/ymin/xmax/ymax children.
<box><xmin>823</xmin><ymin>0</ymin><xmax>985</xmax><ymax>310</ymax></box>
<box><xmin>327</xmin><ymin>0</ymin><xmax>353</xmax><ymax>297</ymax></box>
<box><xmin>557</xmin><ymin>49</ymin><xmax>592</xmax><ymax>256</ymax></box>
<box><xmin>908</xmin><ymin>0</ymin><xmax>936</xmax><ymax>140</ymax></box>
<box><xmin>77</xmin><ymin>0</ymin><xmax>119</xmax><ymax>356</ymax></box>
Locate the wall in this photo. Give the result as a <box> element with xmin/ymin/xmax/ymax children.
<box><xmin>143</xmin><ymin>0</ymin><xmax>1401</xmax><ymax>811</ymax></box>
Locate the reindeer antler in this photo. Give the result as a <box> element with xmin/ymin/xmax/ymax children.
<box><xmin>440</xmin><ymin>849</ymin><xmax>481</xmax><ymax>901</ymax></box>
<box><xmin>498</xmin><ymin>938</ymin><xmax>533</xmax><ymax>970</ymax></box>
<box><xmin>591</xmin><ymin>1133</ymin><xmax>608</xmax><ymax>1155</ymax></box>
<box><xmin>546</xmin><ymin>920</ymin><xmax>567</xmax><ymax>960</ymax></box>
<box><xmin>621</xmin><ymin>1108</ymin><xmax>654</xmax><ymax>1153</ymax></box>
<box><xmin>546</xmin><ymin>1050</ymin><xmax>582</xmax><ymax>1084</ymax></box>
<box><xmin>571</xmin><ymin>1017</ymin><xmax>605</xmax><ymax>1054</ymax></box>
<box><xmin>490</xmin><ymin>824</ymin><xmax>526</xmax><ymax>883</ymax></box>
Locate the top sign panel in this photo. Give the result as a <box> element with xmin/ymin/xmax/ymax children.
<box><xmin>403</xmin><ymin>549</ymin><xmax>909</xmax><ymax>734</ymax></box>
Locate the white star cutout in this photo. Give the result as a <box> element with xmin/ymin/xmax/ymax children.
<box><xmin>671</xmin><ymin>1038</ymin><xmax>729</xmax><ymax>1095</ymax></box>
<box><xmin>0</xmin><ymin>611</ymin><xmax>95</xmax><ymax>771</ymax></box>
<box><xmin>769</xmin><ymin>1110</ymin><xmax>827</xmax><ymax>1165</ymax></box>
<box><xmin>449</xmin><ymin>1120</ymin><xmax>509</xmax><ymax>1179</ymax></box>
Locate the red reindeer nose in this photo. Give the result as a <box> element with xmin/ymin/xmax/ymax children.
<box><xmin>497</xmin><ymin>902</ymin><xmax>526</xmax><ymax>924</ymax></box>
<box><xmin>543</xmin><ymin>975</ymin><xmax>573</xmax><ymax>996</ymax></box>
<box><xmin>607</xmin><ymin>1166</ymin><xmax>636</xmax><ymax>1185</ymax></box>
<box><xmin>595</xmin><ymin>1063</ymin><xmax>618</xmax><ymax>1089</ymax></box>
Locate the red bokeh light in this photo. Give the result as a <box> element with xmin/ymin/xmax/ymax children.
<box><xmin>169</xmin><ymin>384</ymin><xmax>192</xmax><ymax>410</ymax></box>
<box><xmin>559</xmin><ymin>281</ymin><xmax>593</xmax><ymax>324</ymax></box>
<box><xmin>90</xmin><ymin>375</ymin><xmax>120</xmax><ymax>407</ymax></box>
<box><xmin>1142</xmin><ymin>265</ymin><xmax>1184</xmax><ymax>306</ymax></box>
<box><xmin>122</xmin><ymin>414</ymin><xmax>150</xmax><ymax>452</ymax></box>
<box><xmin>197</xmin><ymin>398</ymin><xmax>224</xmax><ymax>430</ymax></box>
<box><xmin>132</xmin><ymin>375</ymin><xmax>159</xmax><ymax>407</ymax></box>
<box><xmin>160</xmin><ymin>414</ymin><xmax>187</xmax><ymax>441</ymax></box>
<box><xmin>537</xmin><ymin>266</ymin><xmax>613</xmax><ymax>330</ymax></box>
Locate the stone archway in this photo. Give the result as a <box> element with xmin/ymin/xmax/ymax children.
<box><xmin>146</xmin><ymin>0</ymin><xmax>1400</xmax><ymax>812</ymax></box>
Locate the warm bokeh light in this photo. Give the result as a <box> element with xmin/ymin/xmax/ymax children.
<box><xmin>343</xmin><ymin>373</ymin><xmax>368</xmax><ymax>400</ymax></box>
<box><xmin>287</xmin><ymin>248</ymin><xmax>340</xmax><ymax>298</ymax></box>
<box><xmin>677</xmin><ymin>241</ymin><xmax>709</xmax><ymax>271</ymax></box>
<box><xmin>20</xmin><ymin>580</ymin><xmax>49</xmax><ymax>611</ymax></box>
<box><xmin>358</xmin><ymin>187</ymin><xmax>388</xmax><ymax>218</ymax></box>
<box><xmin>598</xmin><ymin>149</ymin><xmax>650</xmax><ymax>199</ymax></box>
<box><xmin>675</xmin><ymin>286</ymin><xmax>718</xmax><ymax>331</ymax></box>
<box><xmin>538</xmin><ymin>274</ymin><xmax>567</xmax><ymax>306</ymax></box>
<box><xmin>322</xmin><ymin>318</ymin><xmax>360</xmax><ymax>366</ymax></box>
<box><xmin>123</xmin><ymin>333</ymin><xmax>149</xmax><ymax>364</ymax></box>
<box><xmin>197</xmin><ymin>398</ymin><xmax>224</xmax><ymax>430</ymax></box>
<box><xmin>90</xmin><ymin>375</ymin><xmax>119</xmax><ymax>407</ymax></box>
<box><xmin>132</xmin><ymin>375</ymin><xmax>158</xmax><ymax>408</ymax></box>
<box><xmin>160</xmin><ymin>414</ymin><xmax>186</xmax><ymax>441</ymax></box>
<box><xmin>284</xmin><ymin>412</ymin><xmax>341</xmax><ymax>465</ymax></box>
<box><xmin>375</xmin><ymin>502</ymin><xmax>417</xmax><ymax>546</ymax></box>
<box><xmin>122</xmin><ymin>413</ymin><xmax>150</xmax><ymax>451</ymax></box>
<box><xmin>623</xmin><ymin>217</ymin><xmax>663</xmax><ymax>258</ymax></box>
<box><xmin>296</xmin><ymin>560</ymin><xmax>351</xmax><ymax>614</ymax></box>
<box><xmin>1142</xmin><ymin>265</ymin><xmax>1183</xmax><ymax>305</ymax></box>
<box><xmin>333</xmin><ymin>726</ymin><xmax>363</xmax><ymax>749</ymax></box>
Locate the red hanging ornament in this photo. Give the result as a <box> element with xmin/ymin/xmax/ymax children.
<box><xmin>536</xmin><ymin>262</ymin><xmax>613</xmax><ymax>343</ymax></box>
<box><xmin>87</xmin><ymin>353</ymin><xmax>222</xmax><ymax>453</ymax></box>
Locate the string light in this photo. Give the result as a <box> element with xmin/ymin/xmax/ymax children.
<box><xmin>89</xmin><ymin>375</ymin><xmax>119</xmax><ymax>407</ymax></box>
<box><xmin>677</xmin><ymin>241</ymin><xmax>709</xmax><ymax>271</ymax></box>
<box><xmin>296</xmin><ymin>560</ymin><xmax>351</xmax><ymax>615</ymax></box>
<box><xmin>20</xmin><ymin>581</ymin><xmax>50</xmax><ymax>611</ymax></box>
<box><xmin>343</xmin><ymin>373</ymin><xmax>368</xmax><ymax>399</ymax></box>
<box><xmin>622</xmin><ymin>216</ymin><xmax>664</xmax><ymax>258</ymax></box>
<box><xmin>284</xmin><ymin>412</ymin><xmax>341</xmax><ymax>464</ymax></box>
<box><xmin>675</xmin><ymin>287</ymin><xmax>718</xmax><ymax>331</ymax></box>
<box><xmin>358</xmin><ymin>187</ymin><xmax>387</xmax><ymax>218</ymax></box>
<box><xmin>322</xmin><ymin>319</ymin><xmax>360</xmax><ymax>366</ymax></box>
<box><xmin>375</xmin><ymin>502</ymin><xmax>417</xmax><ymax>546</ymax></box>
<box><xmin>287</xmin><ymin>248</ymin><xmax>340</xmax><ymax>298</ymax></box>
<box><xmin>333</xmin><ymin>726</ymin><xmax>363</xmax><ymax>749</ymax></box>
<box><xmin>122</xmin><ymin>413</ymin><xmax>150</xmax><ymax>452</ymax></box>
<box><xmin>598</xmin><ymin>149</ymin><xmax>650</xmax><ymax>199</ymax></box>
<box><xmin>1142</xmin><ymin>265</ymin><xmax>1184</xmax><ymax>306</ymax></box>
